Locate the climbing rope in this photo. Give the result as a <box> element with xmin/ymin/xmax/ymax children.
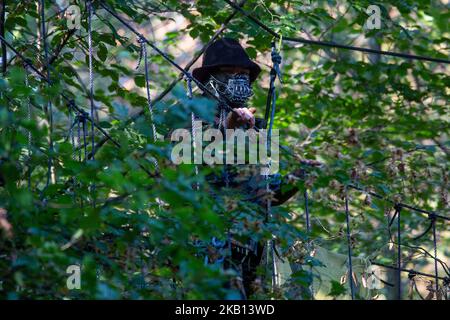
<box><xmin>262</xmin><ymin>41</ymin><xmax>283</xmax><ymax>290</ymax></box>
<box><xmin>136</xmin><ymin>35</ymin><xmax>157</xmax><ymax>143</ymax></box>
<box><xmin>87</xmin><ymin>0</ymin><xmax>95</xmax><ymax>157</ymax></box>
<box><xmin>185</xmin><ymin>75</ymin><xmax>199</xmax><ymax>189</ymax></box>
<box><xmin>76</xmin><ymin>113</ymin><xmax>82</xmax><ymax>163</ymax></box>
<box><xmin>348</xmin><ymin>184</ymin><xmax>449</xmax><ymax>221</ymax></box>
<box><xmin>0</xmin><ymin>35</ymin><xmax>121</xmax><ymax>151</ymax></box>
<box><xmin>395</xmin><ymin>204</ymin><xmax>402</xmax><ymax>300</ymax></box>
<box><xmin>2</xmin><ymin>0</ymin><xmax>449</xmax><ymax>301</ymax></box>
<box><xmin>431</xmin><ymin>213</ymin><xmax>439</xmax><ymax>295</ymax></box>
<box><xmin>87</xmin><ymin>0</ymin><xmax>96</xmax><ymax>206</ymax></box>
<box><xmin>223</xmin><ymin>0</ymin><xmax>450</xmax><ymax>64</ymax></box>
<box><xmin>303</xmin><ymin>183</ymin><xmax>315</xmax><ymax>298</ymax></box>
<box><xmin>99</xmin><ymin>1</ymin><xmax>243</xmax><ymax>121</ymax></box>
<box><xmin>39</xmin><ymin>0</ymin><xmax>54</xmax><ymax>189</ymax></box>
<box><xmin>265</xmin><ymin>169</ymin><xmax>278</xmax><ymax>289</ymax></box>
<box><xmin>136</xmin><ymin>34</ymin><xmax>159</xmax><ymax>171</ymax></box>
<box><xmin>303</xmin><ymin>171</ymin><xmax>311</xmax><ymax>233</ymax></box>
<box><xmin>347</xmin><ymin>185</ymin><xmax>449</xmax><ymax>299</ymax></box>
<box><xmin>344</xmin><ymin>185</ymin><xmax>355</xmax><ymax>299</ymax></box>
<box><xmin>81</xmin><ymin>113</ymin><xmax>88</xmax><ymax>162</ymax></box>
<box><xmin>67</xmin><ymin>102</ymin><xmax>76</xmax><ymax>175</ymax></box>
<box><xmin>23</xmin><ymin>63</ymin><xmax>32</xmax><ymax>190</ymax></box>
<box><xmin>372</xmin><ymin>261</ymin><xmax>448</xmax><ymax>281</ymax></box>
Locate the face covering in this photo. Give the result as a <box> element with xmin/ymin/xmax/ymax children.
<box><xmin>207</xmin><ymin>72</ymin><xmax>253</xmax><ymax>106</ymax></box>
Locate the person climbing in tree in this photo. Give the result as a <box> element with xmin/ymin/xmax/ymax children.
<box><xmin>188</xmin><ymin>37</ymin><xmax>303</xmax><ymax>299</ymax></box>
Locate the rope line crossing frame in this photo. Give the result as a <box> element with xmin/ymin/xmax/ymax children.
<box><xmin>1</xmin><ymin>0</ymin><xmax>449</xmax><ymax>300</ymax></box>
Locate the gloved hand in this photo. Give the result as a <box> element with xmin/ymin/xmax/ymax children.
<box><xmin>226</xmin><ymin>107</ymin><xmax>257</xmax><ymax>129</ymax></box>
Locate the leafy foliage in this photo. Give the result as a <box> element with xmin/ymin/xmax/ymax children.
<box><xmin>0</xmin><ymin>0</ymin><xmax>448</xmax><ymax>299</ymax></box>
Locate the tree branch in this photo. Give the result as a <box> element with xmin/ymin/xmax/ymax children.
<box><xmin>48</xmin><ymin>28</ymin><xmax>77</xmax><ymax>66</ymax></box>
<box><xmin>89</xmin><ymin>0</ymin><xmax>247</xmax><ymax>159</ymax></box>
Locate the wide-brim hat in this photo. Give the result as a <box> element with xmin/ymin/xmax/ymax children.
<box><xmin>192</xmin><ymin>37</ymin><xmax>261</xmax><ymax>84</ymax></box>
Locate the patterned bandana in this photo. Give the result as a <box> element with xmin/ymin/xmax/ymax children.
<box><xmin>207</xmin><ymin>72</ymin><xmax>254</xmax><ymax>106</ymax></box>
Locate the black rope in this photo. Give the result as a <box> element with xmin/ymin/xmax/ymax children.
<box><xmin>431</xmin><ymin>214</ymin><xmax>439</xmax><ymax>295</ymax></box>
<box><xmin>68</xmin><ymin>102</ymin><xmax>77</xmax><ymax>199</ymax></box>
<box><xmin>371</xmin><ymin>270</ymin><xmax>395</xmax><ymax>287</ymax></box>
<box><xmin>67</xmin><ymin>107</ymin><xmax>79</xmax><ymax>143</ymax></box>
<box><xmin>383</xmin><ymin>211</ymin><xmax>449</xmax><ymax>279</ymax></box>
<box><xmin>444</xmin><ymin>277</ymin><xmax>450</xmax><ymax>300</ymax></box>
<box><xmin>0</xmin><ymin>34</ymin><xmax>121</xmax><ymax>149</ymax></box>
<box><xmin>186</xmin><ymin>75</ymin><xmax>199</xmax><ymax>189</ymax></box>
<box><xmin>349</xmin><ymin>183</ymin><xmax>447</xmax><ymax>297</ymax></box>
<box><xmin>344</xmin><ymin>185</ymin><xmax>355</xmax><ymax>300</ymax></box>
<box><xmin>401</xmin><ymin>242</ymin><xmax>449</xmax><ymax>277</ymax></box>
<box><xmin>223</xmin><ymin>0</ymin><xmax>450</xmax><ymax>65</ymax></box>
<box><xmin>263</xmin><ymin>67</ymin><xmax>275</xmax><ymax>129</ymax></box>
<box><xmin>136</xmin><ymin>35</ymin><xmax>158</xmax><ymax>145</ymax></box>
<box><xmin>23</xmin><ymin>63</ymin><xmax>32</xmax><ymax>190</ymax></box>
<box><xmin>1</xmin><ymin>2</ymin><xmax>448</xmax><ymax>302</ymax></box>
<box><xmin>262</xmin><ymin>41</ymin><xmax>282</xmax><ymax>290</ymax></box>
<box><xmin>388</xmin><ymin>207</ymin><xmax>399</xmax><ymax>228</ymax></box>
<box><xmin>1</xmin><ymin>33</ymin><xmax>159</xmax><ymax>187</ymax></box>
<box><xmin>39</xmin><ymin>0</ymin><xmax>54</xmax><ymax>189</ymax></box>
<box><xmin>266</xmin><ymin>42</ymin><xmax>280</xmax><ymax>143</ymax></box>
<box><xmin>263</xmin><ymin>42</ymin><xmax>279</xmax><ymax>129</ymax></box>
<box><xmin>77</xmin><ymin>113</ymin><xmax>82</xmax><ymax>163</ymax></box>
<box><xmin>395</xmin><ymin>204</ymin><xmax>402</xmax><ymax>300</ymax></box>
<box><xmin>0</xmin><ymin>0</ymin><xmax>6</xmax><ymax>74</ymax></box>
<box><xmin>304</xmin><ymin>183</ymin><xmax>314</xmax><ymax>298</ymax></box>
<box><xmin>381</xmin><ymin>207</ymin><xmax>449</xmax><ymax>280</ymax></box>
<box><xmin>408</xmin><ymin>272</ymin><xmax>426</xmax><ymax>300</ymax></box>
<box><xmin>87</xmin><ymin>0</ymin><xmax>95</xmax><ymax>159</ymax></box>
<box><xmin>82</xmin><ymin>114</ymin><xmax>88</xmax><ymax>163</ymax></box>
<box><xmin>304</xmin><ymin>189</ymin><xmax>310</xmax><ymax>234</ymax></box>
<box><xmin>87</xmin><ymin>0</ymin><xmax>96</xmax><ymax>207</ymax></box>
<box><xmin>348</xmin><ymin>184</ymin><xmax>449</xmax><ymax>221</ymax></box>
<box><xmin>412</xmin><ymin>220</ymin><xmax>433</xmax><ymax>241</ymax></box>
<box><xmin>371</xmin><ymin>261</ymin><xmax>448</xmax><ymax>281</ymax></box>
<box><xmin>99</xmin><ymin>1</ymin><xmax>245</xmax><ymax>121</ymax></box>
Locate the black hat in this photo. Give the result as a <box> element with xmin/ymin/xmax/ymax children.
<box><xmin>192</xmin><ymin>37</ymin><xmax>261</xmax><ymax>84</ymax></box>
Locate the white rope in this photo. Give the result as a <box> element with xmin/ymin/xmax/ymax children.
<box><xmin>24</xmin><ymin>66</ymin><xmax>32</xmax><ymax>189</ymax></box>
<box><xmin>185</xmin><ymin>76</ymin><xmax>199</xmax><ymax>189</ymax></box>
<box><xmin>137</xmin><ymin>35</ymin><xmax>159</xmax><ymax>171</ymax></box>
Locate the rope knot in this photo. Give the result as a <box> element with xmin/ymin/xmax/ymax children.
<box><xmin>271</xmin><ymin>49</ymin><xmax>282</xmax><ymax>65</ymax></box>
<box><xmin>68</xmin><ymin>99</ymin><xmax>76</xmax><ymax>109</ymax></box>
<box><xmin>137</xmin><ymin>34</ymin><xmax>146</xmax><ymax>44</ymax></box>
<box><xmin>444</xmin><ymin>277</ymin><xmax>450</xmax><ymax>287</ymax></box>
<box><xmin>77</xmin><ymin>110</ymin><xmax>89</xmax><ymax>121</ymax></box>
<box><xmin>428</xmin><ymin>213</ymin><xmax>437</xmax><ymax>221</ymax></box>
<box><xmin>23</xmin><ymin>58</ymin><xmax>33</xmax><ymax>68</ymax></box>
<box><xmin>184</xmin><ymin>73</ymin><xmax>193</xmax><ymax>99</ymax></box>
<box><xmin>270</xmin><ymin>41</ymin><xmax>282</xmax><ymax>83</ymax></box>
<box><xmin>135</xmin><ymin>34</ymin><xmax>147</xmax><ymax>70</ymax></box>
<box><xmin>408</xmin><ymin>271</ymin><xmax>417</xmax><ymax>280</ymax></box>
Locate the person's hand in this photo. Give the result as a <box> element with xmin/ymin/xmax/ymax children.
<box><xmin>226</xmin><ymin>107</ymin><xmax>256</xmax><ymax>129</ymax></box>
